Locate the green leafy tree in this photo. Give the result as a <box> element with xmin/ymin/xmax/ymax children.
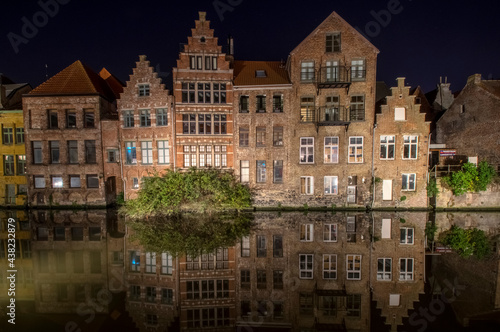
<box><xmin>442</xmin><ymin>161</ymin><xmax>496</xmax><ymax>196</ymax></box>
<box><xmin>443</xmin><ymin>225</ymin><xmax>491</xmax><ymax>258</ymax></box>
<box><xmin>121</xmin><ymin>169</ymin><xmax>252</xmax><ymax>218</ymax></box>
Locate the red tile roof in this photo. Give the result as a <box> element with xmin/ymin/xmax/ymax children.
<box><xmin>234</xmin><ymin>61</ymin><xmax>290</xmax><ymax>86</ymax></box>
<box><xmin>29</xmin><ymin>60</ymin><xmax>118</xmax><ymax>101</ymax></box>
<box><xmin>99</xmin><ymin>68</ymin><xmax>124</xmax><ymax>99</ymax></box>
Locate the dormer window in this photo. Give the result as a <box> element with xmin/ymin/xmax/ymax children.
<box><xmin>256</xmin><ymin>70</ymin><xmax>267</xmax><ymax>78</ymax></box>
<box><xmin>138</xmin><ymin>84</ymin><xmax>150</xmax><ymax>97</ymax></box>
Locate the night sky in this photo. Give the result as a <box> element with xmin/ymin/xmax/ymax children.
<box><xmin>1</xmin><ymin>0</ymin><xmax>499</xmax><ymax>93</ymax></box>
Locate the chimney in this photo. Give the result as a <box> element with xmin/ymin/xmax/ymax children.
<box><xmin>467</xmin><ymin>73</ymin><xmax>482</xmax><ymax>85</ymax></box>
<box><xmin>139</xmin><ymin>55</ymin><xmax>147</xmax><ymax>62</ymax></box>
<box><xmin>396</xmin><ymin>77</ymin><xmax>406</xmax><ymax>89</ymax></box>
<box><xmin>199</xmin><ymin>11</ymin><xmax>206</xmax><ymax>22</ymax></box>
<box><xmin>225</xmin><ymin>34</ymin><xmax>235</xmax><ymax>67</ymax></box>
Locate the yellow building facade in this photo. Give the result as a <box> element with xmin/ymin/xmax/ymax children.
<box><xmin>0</xmin><ymin>110</ymin><xmax>27</xmax><ymax>206</ymax></box>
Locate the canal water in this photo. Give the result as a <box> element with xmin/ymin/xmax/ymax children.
<box><xmin>0</xmin><ymin>210</ymin><xmax>499</xmax><ymax>332</ymax></box>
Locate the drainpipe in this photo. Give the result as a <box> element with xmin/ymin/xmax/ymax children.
<box><xmin>371</xmin><ymin>123</ymin><xmax>377</xmax><ymax>208</ymax></box>
<box><xmin>427</xmin><ymin>133</ymin><xmax>432</xmax><ymax>208</ymax></box>
<box><xmin>171</xmin><ymin>99</ymin><xmax>176</xmax><ymax>171</ymax></box>
<box><xmin>118</xmin><ymin>125</ymin><xmax>125</xmax><ymax>201</ymax></box>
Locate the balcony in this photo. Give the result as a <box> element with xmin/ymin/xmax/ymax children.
<box><xmin>316</xmin><ymin>106</ymin><xmax>351</xmax><ymax>126</ymax></box>
<box><xmin>317</xmin><ymin>65</ymin><xmax>351</xmax><ymax>90</ymax></box>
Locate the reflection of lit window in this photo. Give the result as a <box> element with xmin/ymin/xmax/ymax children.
<box><xmin>51</xmin><ymin>176</ymin><xmax>63</xmax><ymax>188</ymax></box>
<box><xmin>125</xmin><ymin>142</ymin><xmax>137</xmax><ymax>164</ymax></box>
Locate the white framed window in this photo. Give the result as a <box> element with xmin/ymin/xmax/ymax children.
<box><xmin>145</xmin><ymin>252</ymin><xmax>156</xmax><ymax>274</ymax></box>
<box><xmin>377</xmin><ymin>258</ymin><xmax>392</xmax><ymax>280</ymax></box>
<box><xmin>323</xmin><ymin>224</ymin><xmax>337</xmax><ymax>242</ymax></box>
<box><xmin>348</xmin><ymin>137</ymin><xmax>363</xmax><ymax>163</ymax></box>
<box><xmin>346</xmin><ymin>254</ymin><xmax>361</xmax><ymax>280</ymax></box>
<box><xmin>399</xmin><ymin>258</ymin><xmax>414</xmax><ymax>280</ymax></box>
<box><xmin>402</xmin><ymin>173</ymin><xmax>416</xmax><ymax>191</ymax></box>
<box><xmin>323</xmin><ymin>254</ymin><xmax>337</xmax><ymax>279</ymax></box>
<box><xmin>299</xmin><ymin>254</ymin><xmax>313</xmax><ymax>279</ymax></box>
<box><xmin>300</xmin><ymin>224</ymin><xmax>313</xmax><ymax>242</ymax></box>
<box><xmin>157</xmin><ymin>141</ymin><xmax>170</xmax><ymax>164</ymax></box>
<box><xmin>380</xmin><ymin>135</ymin><xmax>395</xmax><ymax>160</ymax></box>
<box><xmin>351</xmin><ymin>59</ymin><xmax>365</xmax><ymax>80</ymax></box>
<box><xmin>300</xmin><ymin>176</ymin><xmax>314</xmax><ymax>195</ymax></box>
<box><xmin>403</xmin><ymin>135</ymin><xmax>418</xmax><ymax>159</ymax></box>
<box><xmin>132</xmin><ymin>178</ymin><xmax>139</xmax><ymax>189</ymax></box>
<box><xmin>240</xmin><ymin>160</ymin><xmax>249</xmax><ymax>183</ymax></box>
<box><xmin>395</xmin><ymin>107</ymin><xmax>406</xmax><ymax>121</ymax></box>
<box><xmin>300</xmin><ymin>61</ymin><xmax>315</xmax><ymax>81</ymax></box>
<box><xmin>300</xmin><ymin>137</ymin><xmax>314</xmax><ymax>163</ymax></box>
<box><xmin>326</xmin><ymin>32</ymin><xmax>341</xmax><ymax>52</ymax></box>
<box><xmin>141</xmin><ymin>141</ymin><xmax>153</xmax><ymax>164</ymax></box>
<box><xmin>34</xmin><ymin>175</ymin><xmax>45</xmax><ymax>188</ymax></box>
<box><xmin>51</xmin><ymin>176</ymin><xmax>63</xmax><ymax>188</ymax></box>
<box><xmin>400</xmin><ymin>227</ymin><xmax>414</xmax><ymax>244</ymax></box>
<box><xmin>324</xmin><ymin>176</ymin><xmax>338</xmax><ymax>195</ymax></box>
<box><xmin>138</xmin><ymin>84</ymin><xmax>150</xmax><ymax>97</ymax></box>
<box><xmin>324</xmin><ymin>137</ymin><xmax>339</xmax><ymax>163</ymax></box>
<box><xmin>325</xmin><ymin>61</ymin><xmax>339</xmax><ymax>83</ymax></box>
<box><xmin>241</xmin><ymin>236</ymin><xmax>250</xmax><ymax>257</ymax></box>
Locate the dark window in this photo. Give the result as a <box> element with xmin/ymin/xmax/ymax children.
<box><xmin>71</xmin><ymin>227</ymin><xmax>83</xmax><ymax>241</ymax></box>
<box><xmin>48</xmin><ymin>110</ymin><xmax>58</xmax><ymax>129</ymax></box>
<box><xmin>3</xmin><ymin>127</ymin><xmax>13</xmax><ymax>144</ymax></box>
<box><xmin>273</xmin><ymin>126</ymin><xmax>283</xmax><ymax>146</ymax></box>
<box><xmin>85</xmin><ymin>140</ymin><xmax>96</xmax><ymax>163</ymax></box>
<box><xmin>68</xmin><ymin>141</ymin><xmax>78</xmax><ymax>164</ymax></box>
<box><xmin>138</xmin><ymin>84</ymin><xmax>150</xmax><ymax>96</ymax></box>
<box><xmin>67</xmin><ymin>111</ymin><xmax>77</xmax><ymax>128</ymax></box>
<box><xmin>140</xmin><ymin>109</ymin><xmax>151</xmax><ymax>127</ymax></box>
<box><xmin>3</xmin><ymin>155</ymin><xmax>14</xmax><ymax>175</ymax></box>
<box><xmin>240</xmin><ymin>96</ymin><xmax>249</xmax><ymax>112</ymax></box>
<box><xmin>90</xmin><ymin>251</ymin><xmax>101</xmax><ymax>273</ymax></box>
<box><xmin>273</xmin><ymin>235</ymin><xmax>283</xmax><ymax>257</ymax></box>
<box><xmin>50</xmin><ymin>141</ymin><xmax>60</xmax><ymax>163</ymax></box>
<box><xmin>123</xmin><ymin>110</ymin><xmax>134</xmax><ymax>127</ymax></box>
<box><xmin>273</xmin><ymin>270</ymin><xmax>283</xmax><ymax>289</ymax></box>
<box><xmin>16</xmin><ymin>155</ymin><xmax>26</xmax><ymax>175</ymax></box>
<box><xmin>84</xmin><ymin>112</ymin><xmax>95</xmax><ymax>128</ymax></box>
<box><xmin>54</xmin><ymin>227</ymin><xmax>65</xmax><ymax>241</ymax></box>
<box><xmin>273</xmin><ymin>95</ymin><xmax>283</xmax><ymax>112</ymax></box>
<box><xmin>257</xmin><ymin>235</ymin><xmax>266</xmax><ymax>257</ymax></box>
<box><xmin>32</xmin><ymin>141</ymin><xmax>42</xmax><ymax>164</ymax></box>
<box><xmin>256</xmin><ymin>127</ymin><xmax>266</xmax><ymax>147</ymax></box>
<box><xmin>87</xmin><ymin>174</ymin><xmax>99</xmax><ymax>188</ymax></box>
<box><xmin>273</xmin><ymin>160</ymin><xmax>283</xmax><ymax>183</ymax></box>
<box><xmin>89</xmin><ymin>227</ymin><xmax>101</xmax><ymax>241</ymax></box>
<box><xmin>326</xmin><ymin>32</ymin><xmax>341</xmax><ymax>52</ymax></box>
<box><xmin>156</xmin><ymin>108</ymin><xmax>168</xmax><ymax>126</ymax></box>
<box><xmin>241</xmin><ymin>270</ymin><xmax>250</xmax><ymax>289</ymax></box>
<box><xmin>239</xmin><ymin>127</ymin><xmax>249</xmax><ymax>146</ymax></box>
<box><xmin>257</xmin><ymin>270</ymin><xmax>267</xmax><ymax>289</ymax></box>
<box><xmin>15</xmin><ymin>128</ymin><xmax>24</xmax><ymax>144</ymax></box>
<box><xmin>256</xmin><ymin>95</ymin><xmax>266</xmax><ymax>113</ymax></box>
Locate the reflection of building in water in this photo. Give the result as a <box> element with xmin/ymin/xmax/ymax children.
<box><xmin>431</xmin><ymin>212</ymin><xmax>500</xmax><ymax>327</ymax></box>
<box><xmin>178</xmin><ymin>247</ymin><xmax>236</xmax><ymax>331</ymax></box>
<box><xmin>0</xmin><ymin>210</ymin><xmax>34</xmax><ymax>302</ymax></box>
<box><xmin>235</xmin><ymin>212</ymin><xmax>372</xmax><ymax>331</ymax></box>
<box><xmin>30</xmin><ymin>210</ymin><xmax>112</xmax><ymax>314</ymax></box>
<box><xmin>124</xmin><ymin>224</ymin><xmax>178</xmax><ymax>330</ymax></box>
<box><xmin>370</xmin><ymin>212</ymin><xmax>426</xmax><ymax>331</ymax></box>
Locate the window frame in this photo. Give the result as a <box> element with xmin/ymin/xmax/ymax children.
<box><xmin>240</xmin><ymin>160</ymin><xmax>249</xmax><ymax>183</ymax></box>
<box><xmin>299</xmin><ymin>254</ymin><xmax>314</xmax><ymax>279</ymax></box>
<box><xmin>350</xmin><ymin>95</ymin><xmax>365</xmax><ymax>121</ymax></box>
<box><xmin>402</xmin><ymin>173</ymin><xmax>416</xmax><ymax>191</ymax></box>
<box><xmin>351</xmin><ymin>59</ymin><xmax>366</xmax><ymax>81</ymax></box>
<box><xmin>324</xmin><ymin>137</ymin><xmax>339</xmax><ymax>163</ymax></box>
<box><xmin>273</xmin><ymin>160</ymin><xmax>283</xmax><ymax>183</ymax></box>
<box><xmin>300</xmin><ymin>224</ymin><xmax>313</xmax><ymax>242</ymax></box>
<box><xmin>141</xmin><ymin>141</ymin><xmax>153</xmax><ymax>165</ymax></box>
<box><xmin>157</xmin><ymin>140</ymin><xmax>170</xmax><ymax>164</ymax></box>
<box><xmin>123</xmin><ymin>110</ymin><xmax>134</xmax><ymax>128</ymax></box>
<box><xmin>323</xmin><ymin>254</ymin><xmax>337</xmax><ymax>279</ymax></box>
<box><xmin>377</xmin><ymin>258</ymin><xmax>392</xmax><ymax>281</ymax></box>
<box><xmin>399</xmin><ymin>258</ymin><xmax>414</xmax><ymax>281</ymax></box>
<box><xmin>256</xmin><ymin>160</ymin><xmax>266</xmax><ymax>183</ymax></box>
<box><xmin>300</xmin><ymin>137</ymin><xmax>314</xmax><ymax>164</ymax></box>
<box><xmin>346</xmin><ymin>254</ymin><xmax>362</xmax><ymax>280</ymax></box>
<box><xmin>139</xmin><ymin>109</ymin><xmax>151</xmax><ymax>127</ymax></box>
<box><xmin>300</xmin><ymin>61</ymin><xmax>315</xmax><ymax>82</ymax></box>
<box><xmin>324</xmin><ymin>176</ymin><xmax>338</xmax><ymax>195</ymax></box>
<box><xmin>138</xmin><ymin>84</ymin><xmax>150</xmax><ymax>97</ymax></box>
<box><xmin>300</xmin><ymin>176</ymin><xmax>314</xmax><ymax>195</ymax></box>
<box><xmin>348</xmin><ymin>136</ymin><xmax>363</xmax><ymax>163</ymax></box>
<box><xmin>400</xmin><ymin>227</ymin><xmax>414</xmax><ymax>244</ymax></box>
<box><xmin>380</xmin><ymin>135</ymin><xmax>395</xmax><ymax>160</ymax></box>
<box><xmin>403</xmin><ymin>135</ymin><xmax>418</xmax><ymax>160</ymax></box>
<box><xmin>323</xmin><ymin>224</ymin><xmax>338</xmax><ymax>242</ymax></box>
<box><xmin>325</xmin><ymin>32</ymin><xmax>341</xmax><ymax>52</ymax></box>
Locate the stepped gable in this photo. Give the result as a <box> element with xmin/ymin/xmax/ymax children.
<box><xmin>29</xmin><ymin>60</ymin><xmax>117</xmax><ymax>101</ymax></box>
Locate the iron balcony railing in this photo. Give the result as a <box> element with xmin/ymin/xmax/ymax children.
<box><xmin>317</xmin><ymin>65</ymin><xmax>351</xmax><ymax>88</ymax></box>
<box><xmin>316</xmin><ymin>106</ymin><xmax>350</xmax><ymax>124</ymax></box>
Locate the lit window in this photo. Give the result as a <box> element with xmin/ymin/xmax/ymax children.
<box><xmin>301</xmin><ymin>176</ymin><xmax>314</xmax><ymax>195</ymax></box>
<box><xmin>157</xmin><ymin>141</ymin><xmax>169</xmax><ymax>164</ymax></box>
<box><xmin>348</xmin><ymin>137</ymin><xmax>363</xmax><ymax>163</ymax></box>
<box><xmin>51</xmin><ymin>176</ymin><xmax>63</xmax><ymax>188</ymax></box>
<box><xmin>324</xmin><ymin>137</ymin><xmax>339</xmax><ymax>163</ymax></box>
<box><xmin>141</xmin><ymin>141</ymin><xmax>153</xmax><ymax>165</ymax></box>
<box><xmin>299</xmin><ymin>254</ymin><xmax>313</xmax><ymax>279</ymax></box>
<box><xmin>130</xmin><ymin>251</ymin><xmax>140</xmax><ymax>272</ymax></box>
<box><xmin>241</xmin><ymin>236</ymin><xmax>250</xmax><ymax>257</ymax></box>
<box><xmin>132</xmin><ymin>178</ymin><xmax>139</xmax><ymax>189</ymax></box>
<box><xmin>377</xmin><ymin>258</ymin><xmax>392</xmax><ymax>280</ymax></box>
<box><xmin>324</xmin><ymin>176</ymin><xmax>338</xmax><ymax>195</ymax></box>
<box><xmin>351</xmin><ymin>59</ymin><xmax>365</xmax><ymax>80</ymax></box>
<box><xmin>240</xmin><ymin>160</ymin><xmax>249</xmax><ymax>183</ymax></box>
<box><xmin>300</xmin><ymin>137</ymin><xmax>314</xmax><ymax>163</ymax></box>
<box><xmin>145</xmin><ymin>252</ymin><xmax>156</xmax><ymax>274</ymax></box>
<box><xmin>161</xmin><ymin>252</ymin><xmax>173</xmax><ymax>275</ymax></box>
<box><xmin>380</xmin><ymin>135</ymin><xmax>395</xmax><ymax>160</ymax></box>
<box><xmin>403</xmin><ymin>135</ymin><xmax>418</xmax><ymax>159</ymax></box>
<box><xmin>70</xmin><ymin>175</ymin><xmax>81</xmax><ymax>188</ymax></box>
<box><xmin>34</xmin><ymin>175</ymin><xmax>45</xmax><ymax>188</ymax></box>
<box><xmin>16</xmin><ymin>155</ymin><xmax>26</xmax><ymax>175</ymax></box>
<box><xmin>3</xmin><ymin>155</ymin><xmax>14</xmax><ymax>175</ymax></box>
<box><xmin>402</xmin><ymin>173</ymin><xmax>416</xmax><ymax>191</ymax></box>
<box><xmin>301</xmin><ymin>61</ymin><xmax>315</xmax><ymax>81</ymax></box>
